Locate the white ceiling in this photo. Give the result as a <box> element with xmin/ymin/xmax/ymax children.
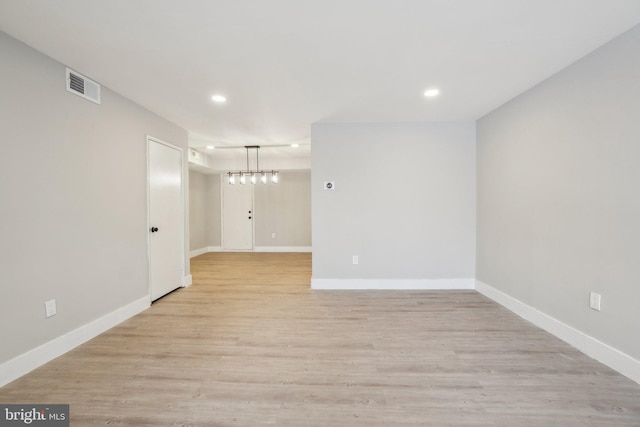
<box><xmin>1</xmin><ymin>0</ymin><xmax>639</xmax><ymax>156</ymax></box>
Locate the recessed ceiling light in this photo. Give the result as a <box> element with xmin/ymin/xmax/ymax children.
<box><xmin>291</xmin><ymin>143</ymin><xmax>299</xmax><ymax>148</ymax></box>
<box><xmin>206</xmin><ymin>145</ymin><xmax>215</xmax><ymax>150</ymax></box>
<box><xmin>424</xmin><ymin>88</ymin><xmax>440</xmax><ymax>97</ymax></box>
<box><xmin>211</xmin><ymin>95</ymin><xmax>226</xmax><ymax>103</ymax></box>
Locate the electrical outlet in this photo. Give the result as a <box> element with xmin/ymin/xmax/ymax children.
<box><xmin>352</xmin><ymin>255</ymin><xmax>358</xmax><ymax>265</ymax></box>
<box><xmin>45</xmin><ymin>299</ymin><xmax>57</xmax><ymax>318</ymax></box>
<box><xmin>271</xmin><ymin>232</ymin><xmax>276</xmax><ymax>239</ymax></box>
<box><xmin>589</xmin><ymin>292</ymin><xmax>601</xmax><ymax>311</ymax></box>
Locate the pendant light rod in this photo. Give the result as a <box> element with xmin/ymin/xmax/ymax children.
<box><xmin>227</xmin><ymin>145</ymin><xmax>278</xmax><ymax>185</ymax></box>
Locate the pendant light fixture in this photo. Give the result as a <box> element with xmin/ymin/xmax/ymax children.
<box><xmin>227</xmin><ymin>146</ymin><xmax>279</xmax><ymax>185</ymax></box>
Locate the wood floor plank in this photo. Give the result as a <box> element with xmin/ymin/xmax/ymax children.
<box><xmin>1</xmin><ymin>252</ymin><xmax>639</xmax><ymax>426</ymax></box>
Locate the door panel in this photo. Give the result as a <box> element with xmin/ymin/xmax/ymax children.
<box><xmin>149</xmin><ymin>139</ymin><xmax>183</xmax><ymax>301</ymax></box>
<box><xmin>222</xmin><ymin>181</ymin><xmax>253</xmax><ymax>250</ymax></box>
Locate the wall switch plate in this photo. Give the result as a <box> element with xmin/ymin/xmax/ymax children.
<box><xmin>45</xmin><ymin>299</ymin><xmax>57</xmax><ymax>318</ymax></box>
<box><xmin>352</xmin><ymin>255</ymin><xmax>358</xmax><ymax>265</ymax></box>
<box><xmin>271</xmin><ymin>233</ymin><xmax>276</xmax><ymax>239</ymax></box>
<box><xmin>589</xmin><ymin>292</ymin><xmax>601</xmax><ymax>311</ymax></box>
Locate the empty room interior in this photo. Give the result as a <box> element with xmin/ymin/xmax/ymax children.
<box><xmin>1</xmin><ymin>1</ymin><xmax>640</xmax><ymax>425</ymax></box>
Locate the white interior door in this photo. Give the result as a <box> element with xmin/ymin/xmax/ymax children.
<box><xmin>222</xmin><ymin>180</ymin><xmax>254</xmax><ymax>250</ymax></box>
<box><xmin>148</xmin><ymin>138</ymin><xmax>183</xmax><ymax>301</ymax></box>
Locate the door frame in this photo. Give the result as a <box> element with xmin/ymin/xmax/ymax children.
<box><xmin>220</xmin><ymin>175</ymin><xmax>255</xmax><ymax>251</ymax></box>
<box><xmin>146</xmin><ymin>135</ymin><xmax>186</xmax><ymax>302</ymax></box>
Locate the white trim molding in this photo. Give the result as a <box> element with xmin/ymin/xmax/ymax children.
<box><xmin>0</xmin><ymin>296</ymin><xmax>150</xmax><ymax>388</ymax></box>
<box><xmin>475</xmin><ymin>280</ymin><xmax>640</xmax><ymax>385</ymax></box>
<box><xmin>191</xmin><ymin>246</ymin><xmax>310</xmax><ymax>256</ymax></box>
<box><xmin>190</xmin><ymin>246</ymin><xmax>223</xmax><ymax>258</ymax></box>
<box><xmin>182</xmin><ymin>274</ymin><xmax>193</xmax><ymax>287</ymax></box>
<box><xmin>311</xmin><ymin>278</ymin><xmax>474</xmax><ymax>290</ymax></box>
<box><xmin>254</xmin><ymin>246</ymin><xmax>312</xmax><ymax>253</ymax></box>
<box><xmin>190</xmin><ymin>247</ymin><xmax>209</xmax><ymax>258</ymax></box>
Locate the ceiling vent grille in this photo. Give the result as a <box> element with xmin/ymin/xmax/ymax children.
<box><xmin>66</xmin><ymin>68</ymin><xmax>101</xmax><ymax>104</ymax></box>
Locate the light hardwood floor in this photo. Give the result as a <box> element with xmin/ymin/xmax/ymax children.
<box><xmin>1</xmin><ymin>252</ymin><xmax>639</xmax><ymax>426</ymax></box>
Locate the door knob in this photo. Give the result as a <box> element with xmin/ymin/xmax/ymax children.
<box><xmin>150</xmin><ymin>227</ymin><xmax>159</xmax><ymax>233</ymax></box>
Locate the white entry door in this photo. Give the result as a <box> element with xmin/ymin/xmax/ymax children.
<box><xmin>222</xmin><ymin>180</ymin><xmax>254</xmax><ymax>250</ymax></box>
<box><xmin>148</xmin><ymin>137</ymin><xmax>184</xmax><ymax>301</ymax></box>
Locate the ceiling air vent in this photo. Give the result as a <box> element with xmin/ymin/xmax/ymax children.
<box><xmin>66</xmin><ymin>68</ymin><xmax>101</xmax><ymax>104</ymax></box>
<box><xmin>189</xmin><ymin>149</ymin><xmax>201</xmax><ymax>160</ymax></box>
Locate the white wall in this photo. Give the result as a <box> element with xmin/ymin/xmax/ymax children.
<box><xmin>0</xmin><ymin>32</ymin><xmax>188</xmax><ymax>369</ymax></box>
<box><xmin>254</xmin><ymin>170</ymin><xmax>311</xmax><ymax>248</ymax></box>
<box><xmin>205</xmin><ymin>174</ymin><xmax>222</xmax><ymax>248</ymax></box>
<box><xmin>189</xmin><ymin>170</ymin><xmax>311</xmax><ymax>252</ymax></box>
<box><xmin>477</xmin><ymin>25</ymin><xmax>640</xmax><ymax>363</ymax></box>
<box><xmin>189</xmin><ymin>171</ymin><xmax>222</xmax><ymax>252</ymax></box>
<box><xmin>189</xmin><ymin>170</ymin><xmax>207</xmax><ymax>251</ymax></box>
<box><xmin>311</xmin><ymin>122</ymin><xmax>476</xmax><ymax>288</ymax></box>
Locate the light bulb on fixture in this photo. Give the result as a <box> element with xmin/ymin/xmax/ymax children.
<box><xmin>225</xmin><ymin>146</ymin><xmax>280</xmax><ymax>185</ymax></box>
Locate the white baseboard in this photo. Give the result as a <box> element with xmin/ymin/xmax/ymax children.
<box><xmin>0</xmin><ymin>296</ymin><xmax>150</xmax><ymax>388</ymax></box>
<box><xmin>190</xmin><ymin>247</ymin><xmax>209</xmax><ymax>258</ymax></box>
<box><xmin>190</xmin><ymin>246</ymin><xmax>223</xmax><ymax>258</ymax></box>
<box><xmin>311</xmin><ymin>278</ymin><xmax>474</xmax><ymax>290</ymax></box>
<box><xmin>192</xmin><ymin>246</ymin><xmax>310</xmax><ymax>255</ymax></box>
<box><xmin>475</xmin><ymin>280</ymin><xmax>640</xmax><ymax>385</ymax></box>
<box><xmin>182</xmin><ymin>274</ymin><xmax>193</xmax><ymax>287</ymax></box>
<box><xmin>254</xmin><ymin>246</ymin><xmax>312</xmax><ymax>253</ymax></box>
